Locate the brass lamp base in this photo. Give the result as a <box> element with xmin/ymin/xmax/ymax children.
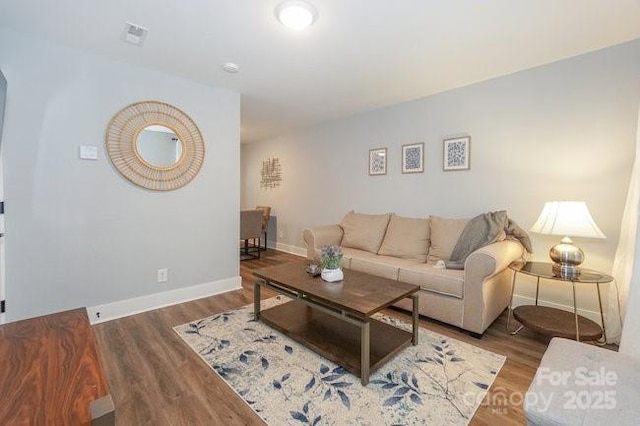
<box><xmin>549</xmin><ymin>236</ymin><xmax>584</xmax><ymax>279</ymax></box>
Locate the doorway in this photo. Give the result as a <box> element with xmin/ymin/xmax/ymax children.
<box><xmin>0</xmin><ymin>69</ymin><xmax>7</xmax><ymax>324</ymax></box>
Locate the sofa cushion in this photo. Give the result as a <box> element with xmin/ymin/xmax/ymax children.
<box><xmin>378</xmin><ymin>214</ymin><xmax>430</xmax><ymax>262</ymax></box>
<box><xmin>340</xmin><ymin>211</ymin><xmax>391</xmax><ymax>254</ymax></box>
<box><xmin>398</xmin><ymin>264</ymin><xmax>464</xmax><ymax>299</ymax></box>
<box><xmin>339</xmin><ymin>247</ymin><xmax>363</xmax><ymax>269</ymax></box>
<box><xmin>428</xmin><ymin>216</ymin><xmax>470</xmax><ymax>262</ymax></box>
<box><xmin>349</xmin><ymin>251</ymin><xmax>418</xmax><ymax>281</ymax></box>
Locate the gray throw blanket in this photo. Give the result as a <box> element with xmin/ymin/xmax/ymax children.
<box><xmin>444</xmin><ymin>211</ymin><xmax>532</xmax><ymax>270</ymax></box>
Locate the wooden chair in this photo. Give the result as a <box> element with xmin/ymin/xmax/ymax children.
<box><xmin>240</xmin><ymin>210</ymin><xmax>263</xmax><ymax>260</ymax></box>
<box><xmin>255</xmin><ymin>206</ymin><xmax>271</xmax><ymax>251</ymax></box>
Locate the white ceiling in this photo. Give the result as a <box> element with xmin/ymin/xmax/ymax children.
<box><xmin>1</xmin><ymin>0</ymin><xmax>640</xmax><ymax>143</ymax></box>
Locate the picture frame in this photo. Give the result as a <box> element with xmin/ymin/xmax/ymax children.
<box><xmin>369</xmin><ymin>147</ymin><xmax>387</xmax><ymax>176</ymax></box>
<box><xmin>443</xmin><ymin>136</ymin><xmax>471</xmax><ymax>171</ymax></box>
<box><xmin>402</xmin><ymin>143</ymin><xmax>424</xmax><ymax>174</ymax></box>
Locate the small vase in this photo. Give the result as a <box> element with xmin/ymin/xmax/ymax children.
<box><xmin>321</xmin><ymin>267</ymin><xmax>344</xmax><ymax>283</ymax></box>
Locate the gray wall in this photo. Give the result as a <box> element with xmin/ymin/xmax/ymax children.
<box><xmin>242</xmin><ymin>39</ymin><xmax>640</xmax><ymax>312</ymax></box>
<box><xmin>0</xmin><ymin>69</ymin><xmax>6</xmax><ymax>143</ymax></box>
<box><xmin>0</xmin><ymin>28</ymin><xmax>241</xmax><ymax>321</ymax></box>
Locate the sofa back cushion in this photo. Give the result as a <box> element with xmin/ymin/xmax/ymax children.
<box><xmin>340</xmin><ymin>211</ymin><xmax>391</xmax><ymax>254</ymax></box>
<box><xmin>428</xmin><ymin>216</ymin><xmax>470</xmax><ymax>262</ymax></box>
<box><xmin>378</xmin><ymin>214</ymin><xmax>430</xmax><ymax>261</ymax></box>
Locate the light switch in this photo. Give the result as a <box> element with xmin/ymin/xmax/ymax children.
<box><xmin>79</xmin><ymin>145</ymin><xmax>98</xmax><ymax>160</ymax></box>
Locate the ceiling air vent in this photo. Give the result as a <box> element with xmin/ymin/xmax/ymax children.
<box><xmin>121</xmin><ymin>22</ymin><xmax>148</xmax><ymax>46</ymax></box>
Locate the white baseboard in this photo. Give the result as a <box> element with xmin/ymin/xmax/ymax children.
<box><xmin>511</xmin><ymin>293</ymin><xmax>603</xmax><ymax>325</ymax></box>
<box><xmin>87</xmin><ymin>276</ymin><xmax>241</xmax><ymax>325</ymax></box>
<box><xmin>274</xmin><ymin>242</ymin><xmax>307</xmax><ymax>257</ymax></box>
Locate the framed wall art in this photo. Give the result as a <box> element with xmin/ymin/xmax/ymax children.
<box><xmin>402</xmin><ymin>143</ymin><xmax>424</xmax><ymax>173</ymax></box>
<box><xmin>443</xmin><ymin>136</ymin><xmax>471</xmax><ymax>171</ymax></box>
<box><xmin>369</xmin><ymin>147</ymin><xmax>387</xmax><ymax>175</ymax></box>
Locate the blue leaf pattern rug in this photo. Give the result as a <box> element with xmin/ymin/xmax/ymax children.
<box><xmin>174</xmin><ymin>297</ymin><xmax>505</xmax><ymax>425</ymax></box>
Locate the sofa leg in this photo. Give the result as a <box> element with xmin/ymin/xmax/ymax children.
<box><xmin>468</xmin><ymin>331</ymin><xmax>484</xmax><ymax>339</ymax></box>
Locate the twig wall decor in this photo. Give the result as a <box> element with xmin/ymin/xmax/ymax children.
<box><xmin>260</xmin><ymin>157</ymin><xmax>282</xmax><ymax>189</ymax></box>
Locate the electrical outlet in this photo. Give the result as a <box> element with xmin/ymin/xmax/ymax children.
<box><xmin>157</xmin><ymin>268</ymin><xmax>168</xmax><ymax>283</ymax></box>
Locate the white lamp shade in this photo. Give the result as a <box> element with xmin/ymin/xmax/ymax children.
<box><xmin>529</xmin><ymin>201</ymin><xmax>606</xmax><ymax>239</ymax></box>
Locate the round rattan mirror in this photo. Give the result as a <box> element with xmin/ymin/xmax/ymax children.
<box><xmin>105</xmin><ymin>101</ymin><xmax>205</xmax><ymax>191</ymax></box>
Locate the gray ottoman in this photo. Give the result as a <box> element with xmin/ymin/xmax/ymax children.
<box><xmin>525</xmin><ymin>337</ymin><xmax>640</xmax><ymax>425</ymax></box>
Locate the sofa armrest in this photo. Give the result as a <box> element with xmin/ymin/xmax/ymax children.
<box><xmin>302</xmin><ymin>225</ymin><xmax>344</xmax><ymax>261</ymax></box>
<box><xmin>462</xmin><ymin>240</ymin><xmax>525</xmax><ymax>333</ymax></box>
<box><xmin>464</xmin><ymin>239</ymin><xmax>524</xmax><ymax>279</ymax></box>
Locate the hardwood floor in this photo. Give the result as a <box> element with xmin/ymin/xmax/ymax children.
<box><xmin>92</xmin><ymin>249</ymin><xmax>600</xmax><ymax>425</ymax></box>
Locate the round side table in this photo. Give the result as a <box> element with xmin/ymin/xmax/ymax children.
<box><xmin>506</xmin><ymin>261</ymin><xmax>613</xmax><ymax>343</ymax></box>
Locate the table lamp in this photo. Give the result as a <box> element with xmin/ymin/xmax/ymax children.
<box><xmin>529</xmin><ymin>201</ymin><xmax>606</xmax><ymax>277</ymax></box>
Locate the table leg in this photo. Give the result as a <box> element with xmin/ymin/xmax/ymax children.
<box><xmin>254</xmin><ymin>279</ymin><xmax>262</xmax><ymax>321</ymax></box>
<box><xmin>507</xmin><ymin>269</ymin><xmax>520</xmax><ymax>334</ymax></box>
<box><xmin>361</xmin><ymin>321</ymin><xmax>370</xmax><ymax>386</ymax></box>
<box><xmin>535</xmin><ymin>277</ymin><xmax>540</xmax><ymax>305</ymax></box>
<box><xmin>412</xmin><ymin>294</ymin><xmax>419</xmax><ymax>345</ymax></box>
<box><xmin>572</xmin><ymin>281</ymin><xmax>580</xmax><ymax>341</ymax></box>
<box><xmin>596</xmin><ymin>282</ymin><xmax>607</xmax><ymax>344</ymax></box>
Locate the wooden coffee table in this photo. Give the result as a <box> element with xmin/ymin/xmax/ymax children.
<box><xmin>253</xmin><ymin>262</ymin><xmax>420</xmax><ymax>385</ymax></box>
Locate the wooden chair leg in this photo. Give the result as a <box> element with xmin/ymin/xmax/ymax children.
<box><xmin>261</xmin><ymin>231</ymin><xmax>268</xmax><ymax>251</ymax></box>
<box><xmin>240</xmin><ymin>238</ymin><xmax>261</xmax><ymax>261</ymax></box>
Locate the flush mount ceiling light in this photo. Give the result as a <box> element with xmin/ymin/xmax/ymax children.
<box><xmin>275</xmin><ymin>0</ymin><xmax>318</xmax><ymax>31</ymax></box>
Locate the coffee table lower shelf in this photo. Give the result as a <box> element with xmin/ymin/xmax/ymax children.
<box><xmin>260</xmin><ymin>301</ymin><xmax>412</xmax><ymax>384</ymax></box>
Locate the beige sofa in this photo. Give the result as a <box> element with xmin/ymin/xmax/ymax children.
<box><xmin>303</xmin><ymin>212</ymin><xmax>525</xmax><ymax>335</ymax></box>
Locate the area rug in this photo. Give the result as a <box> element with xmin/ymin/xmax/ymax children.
<box><xmin>174</xmin><ymin>297</ymin><xmax>504</xmax><ymax>425</ymax></box>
